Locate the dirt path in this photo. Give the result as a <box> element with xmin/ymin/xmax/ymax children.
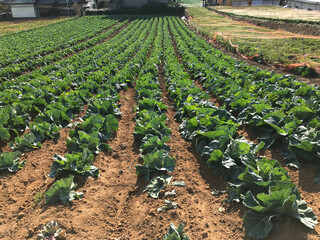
<box><xmin>158</xmin><ymin>62</ymin><xmax>248</xmax><ymax>239</ymax></box>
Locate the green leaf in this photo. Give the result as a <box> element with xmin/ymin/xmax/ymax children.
<box><xmin>0</xmin><ymin>124</ymin><xmax>10</xmax><ymax>141</ymax></box>
<box><xmin>141</xmin><ymin>135</ymin><xmax>170</xmax><ymax>155</ymax></box>
<box><xmin>45</xmin><ymin>175</ymin><xmax>83</xmax><ymax>204</ymax></box>
<box><xmin>67</xmin><ymin>131</ymin><xmax>100</xmax><ymax>154</ymax></box>
<box><xmin>11</xmin><ymin>133</ymin><xmax>42</xmax><ymax>152</ymax></box>
<box><xmin>208</xmin><ymin>149</ymin><xmax>223</xmax><ymax>162</ymax></box>
<box><xmin>0</xmin><ymin>151</ymin><xmax>24</xmax><ymax>172</ymax></box>
<box><xmin>134</xmin><ymin>112</ymin><xmax>170</xmax><ymax>141</ymax></box>
<box><xmin>163</xmin><ymin>223</ymin><xmax>189</xmax><ymax>240</ymax></box>
<box><xmin>289</xmin><ymin>126</ymin><xmax>320</xmax><ymax>163</ymax></box>
<box><xmin>49</xmin><ymin>149</ymin><xmax>99</xmax><ymax>178</ymax></box>
<box><xmin>288</xmin><ymin>105</ymin><xmax>314</xmax><ymax>120</ymax></box>
<box><xmin>136</xmin><ymin>150</ymin><xmax>175</xmax><ymax>179</ymax></box>
<box><xmin>296</xmin><ymin>200</ymin><xmax>318</xmax><ymax>229</ymax></box>
<box><xmin>137</xmin><ymin>98</ymin><xmax>167</xmax><ymax>114</ymax></box>
<box><xmin>30</xmin><ymin>122</ymin><xmax>60</xmax><ymax>142</ymax></box>
<box><xmin>243</xmin><ymin>210</ymin><xmax>275</xmax><ymax>239</ymax></box>
<box><xmin>144</xmin><ymin>175</ymin><xmax>172</xmax><ymax>198</ymax></box>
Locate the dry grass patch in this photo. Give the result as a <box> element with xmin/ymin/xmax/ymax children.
<box><xmin>213</xmin><ymin>5</ymin><xmax>320</xmax><ymax>22</ymax></box>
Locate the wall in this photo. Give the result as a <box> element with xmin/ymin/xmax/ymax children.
<box><xmin>11</xmin><ymin>4</ymin><xmax>37</xmax><ymax>17</ymax></box>
<box><xmin>232</xmin><ymin>0</ymin><xmax>249</xmax><ymax>6</ymax></box>
<box><xmin>121</xmin><ymin>0</ymin><xmax>148</xmax><ymax>8</ymax></box>
<box><xmin>252</xmin><ymin>0</ymin><xmax>280</xmax><ymax>5</ymax></box>
<box><xmin>217</xmin><ymin>0</ymin><xmax>249</xmax><ymax>6</ymax></box>
<box><xmin>291</xmin><ymin>0</ymin><xmax>320</xmax><ymax>10</ymax></box>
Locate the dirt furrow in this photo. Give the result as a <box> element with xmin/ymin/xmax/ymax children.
<box><xmin>169</xmin><ymin>20</ymin><xmax>320</xmax><ymax>239</ymax></box>
<box><xmin>0</xmin><ymin>104</ymin><xmax>91</xmax><ymax>238</ymax></box>
<box><xmin>157</xmin><ymin>62</ymin><xmax>247</xmax><ymax>239</ymax></box>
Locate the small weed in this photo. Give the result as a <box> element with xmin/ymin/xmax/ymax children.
<box><xmin>33</xmin><ymin>190</ymin><xmax>45</xmax><ymax>206</ymax></box>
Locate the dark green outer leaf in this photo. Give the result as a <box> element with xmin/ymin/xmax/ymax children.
<box><xmin>243</xmin><ymin>210</ymin><xmax>275</xmax><ymax>239</ymax></box>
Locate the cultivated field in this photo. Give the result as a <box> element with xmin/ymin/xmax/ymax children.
<box><xmin>187</xmin><ymin>7</ymin><xmax>320</xmax><ymax>77</ymax></box>
<box><xmin>212</xmin><ymin>6</ymin><xmax>320</xmax><ymax>22</ymax></box>
<box><xmin>0</xmin><ymin>15</ymin><xmax>320</xmax><ymax>240</ymax></box>
<box><xmin>0</xmin><ymin>17</ymin><xmax>71</xmax><ymax>36</ymax></box>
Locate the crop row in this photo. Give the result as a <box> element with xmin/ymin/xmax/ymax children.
<box><xmin>170</xmin><ymin>16</ymin><xmax>320</xmax><ymax>168</ymax></box>
<box><xmin>0</xmin><ymin>16</ymin><xmax>318</xmax><ymax>238</ymax></box>
<box><xmin>162</xmin><ymin>17</ymin><xmax>317</xmax><ymax>239</ymax></box>
<box><xmin>0</xmin><ymin>18</ymin><xmax>148</xmax><ymax>145</ymax></box>
<box><xmin>134</xmin><ymin>17</ymin><xmax>175</xmax><ymax>180</ymax></box>
<box><xmin>0</xmin><ymin>16</ymin><xmax>122</xmax><ymax>68</ymax></box>
<box><xmin>45</xmin><ymin>17</ymin><xmax>159</xmax><ymax>203</ymax></box>
<box><xmin>0</xmin><ymin>17</ymin><xmax>126</xmax><ymax>81</ymax></box>
<box><xmin>0</xmin><ymin>17</ymin><xmax>157</xmax><ymax>174</ymax></box>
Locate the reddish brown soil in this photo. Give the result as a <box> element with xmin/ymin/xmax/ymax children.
<box><xmin>0</xmin><ymin>84</ymin><xmax>243</xmax><ymax>239</ymax></box>
<box><xmin>194</xmin><ymin>77</ymin><xmax>320</xmax><ymax>240</ymax></box>
<box><xmin>168</xmin><ymin>23</ymin><xmax>320</xmax><ymax>239</ymax></box>
<box><xmin>1</xmin><ymin>20</ymin><xmax>320</xmax><ymax>240</ymax></box>
<box><xmin>1</xmin><ymin>72</ymin><xmax>319</xmax><ymax>239</ymax></box>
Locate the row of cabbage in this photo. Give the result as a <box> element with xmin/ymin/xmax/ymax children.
<box><xmin>45</xmin><ymin>17</ymin><xmax>159</xmax><ymax>203</ymax></box>
<box><xmin>0</xmin><ymin>18</ymin><xmax>144</xmax><ymax>145</ymax></box>
<box><xmin>0</xmin><ymin>17</ymin><xmax>126</xmax><ymax>81</ymax></box>
<box><xmin>133</xmin><ymin>18</ymin><xmax>175</xmax><ymax>179</ymax></box>
<box><xmin>0</xmin><ymin>16</ymin><xmax>122</xmax><ymax>68</ymax></box>
<box><xmin>162</xmin><ymin>17</ymin><xmax>317</xmax><ymax>239</ymax></box>
<box><xmin>170</xmin><ymin>17</ymin><xmax>320</xmax><ymax>168</ymax></box>
<box><xmin>0</xmin><ymin>18</ymin><xmax>152</xmax><ymax>172</ymax></box>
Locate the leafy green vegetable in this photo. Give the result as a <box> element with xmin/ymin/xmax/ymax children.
<box><xmin>243</xmin><ymin>210</ymin><xmax>275</xmax><ymax>239</ymax></box>
<box><xmin>137</xmin><ymin>98</ymin><xmax>167</xmax><ymax>114</ymax></box>
<box><xmin>157</xmin><ymin>200</ymin><xmax>178</xmax><ymax>213</ymax></box>
<box><xmin>76</xmin><ymin>114</ymin><xmax>118</xmax><ymax>142</ymax></box>
<box><xmin>36</xmin><ymin>220</ymin><xmax>64</xmax><ymax>240</ymax></box>
<box><xmin>242</xmin><ymin>188</ymin><xmax>317</xmax><ymax>239</ymax></box>
<box><xmin>0</xmin><ymin>151</ymin><xmax>24</xmax><ymax>172</ymax></box>
<box><xmin>87</xmin><ymin>99</ymin><xmax>122</xmax><ymax>117</ymax></box>
<box><xmin>288</xmin><ymin>126</ymin><xmax>320</xmax><ymax>163</ymax></box>
<box><xmin>134</xmin><ymin>111</ymin><xmax>171</xmax><ymax>141</ymax></box>
<box><xmin>30</xmin><ymin>122</ymin><xmax>60</xmax><ymax>142</ymax></box>
<box><xmin>144</xmin><ymin>175</ymin><xmax>172</xmax><ymax>198</ymax></box>
<box><xmin>163</xmin><ymin>223</ymin><xmax>189</xmax><ymax>240</ymax></box>
<box><xmin>10</xmin><ymin>133</ymin><xmax>42</xmax><ymax>152</ymax></box>
<box><xmin>67</xmin><ymin>131</ymin><xmax>100</xmax><ymax>154</ymax></box>
<box><xmin>0</xmin><ymin>124</ymin><xmax>10</xmax><ymax>141</ymax></box>
<box><xmin>140</xmin><ymin>135</ymin><xmax>170</xmax><ymax>155</ymax></box>
<box><xmin>49</xmin><ymin>149</ymin><xmax>99</xmax><ymax>178</ymax></box>
<box><xmin>45</xmin><ymin>175</ymin><xmax>83</xmax><ymax>204</ymax></box>
<box><xmin>136</xmin><ymin>150</ymin><xmax>175</xmax><ymax>179</ymax></box>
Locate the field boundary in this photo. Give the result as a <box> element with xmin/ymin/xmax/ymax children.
<box><xmin>208</xmin><ymin>7</ymin><xmax>320</xmax><ymax>25</ymax></box>
<box><xmin>185</xmin><ymin>9</ymin><xmax>320</xmax><ymax>79</ymax></box>
<box><xmin>207</xmin><ymin>7</ymin><xmax>320</xmax><ymax>37</ymax></box>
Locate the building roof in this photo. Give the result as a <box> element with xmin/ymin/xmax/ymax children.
<box><xmin>3</xmin><ymin>0</ymin><xmax>36</xmax><ymax>4</ymax></box>
<box><xmin>4</xmin><ymin>0</ymin><xmax>86</xmax><ymax>4</ymax></box>
<box><xmin>292</xmin><ymin>0</ymin><xmax>320</xmax><ymax>4</ymax></box>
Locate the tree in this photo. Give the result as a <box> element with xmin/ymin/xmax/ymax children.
<box><xmin>0</xmin><ymin>0</ymin><xmax>10</xmax><ymax>14</ymax></box>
